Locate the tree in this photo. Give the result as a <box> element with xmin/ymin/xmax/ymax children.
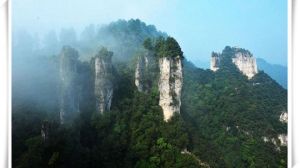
<box><xmin>143</xmin><ymin>38</ymin><xmax>154</xmax><ymax>50</ymax></box>
<box><xmin>96</xmin><ymin>47</ymin><xmax>113</xmax><ymax>60</ymax></box>
<box><xmin>152</xmin><ymin>36</ymin><xmax>183</xmax><ymax>58</ymax></box>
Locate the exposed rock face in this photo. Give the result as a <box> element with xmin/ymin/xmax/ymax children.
<box><xmin>158</xmin><ymin>56</ymin><xmax>183</xmax><ymax>121</ymax></box>
<box><xmin>135</xmin><ymin>53</ymin><xmax>149</xmax><ymax>92</ymax></box>
<box><xmin>94</xmin><ymin>48</ymin><xmax>114</xmax><ymax>113</ymax></box>
<box><xmin>181</xmin><ymin>148</ymin><xmax>211</xmax><ymax>168</ymax></box>
<box><xmin>59</xmin><ymin>46</ymin><xmax>80</xmax><ymax>124</ymax></box>
<box><xmin>278</xmin><ymin>134</ymin><xmax>287</xmax><ymax>146</ymax></box>
<box><xmin>262</xmin><ymin>134</ymin><xmax>287</xmax><ymax>149</ymax></box>
<box><xmin>210</xmin><ymin>52</ymin><xmax>220</xmax><ymax>72</ymax></box>
<box><xmin>210</xmin><ymin>47</ymin><xmax>258</xmax><ymax>79</ymax></box>
<box><xmin>279</xmin><ymin>111</ymin><xmax>288</xmax><ymax>123</ymax></box>
<box><xmin>232</xmin><ymin>51</ymin><xmax>258</xmax><ymax>79</ymax></box>
<box><xmin>262</xmin><ymin>136</ymin><xmax>269</xmax><ymax>142</ymax></box>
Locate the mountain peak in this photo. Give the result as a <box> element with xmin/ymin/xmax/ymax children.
<box><xmin>210</xmin><ymin>46</ymin><xmax>258</xmax><ymax>79</ymax></box>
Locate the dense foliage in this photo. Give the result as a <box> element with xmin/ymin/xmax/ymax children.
<box><xmin>13</xmin><ymin>60</ymin><xmax>202</xmax><ymax>168</ymax></box>
<box><xmin>143</xmin><ymin>36</ymin><xmax>183</xmax><ymax>58</ymax></box>
<box><xmin>12</xmin><ymin>20</ymin><xmax>287</xmax><ymax>168</ymax></box>
<box><xmin>95</xmin><ymin>47</ymin><xmax>113</xmax><ymax>60</ymax></box>
<box><xmin>80</xmin><ymin>19</ymin><xmax>167</xmax><ymax>61</ymax></box>
<box><xmin>181</xmin><ymin>47</ymin><xmax>287</xmax><ymax>167</ymax></box>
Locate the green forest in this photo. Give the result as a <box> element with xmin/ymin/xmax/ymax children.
<box><xmin>12</xmin><ymin>19</ymin><xmax>287</xmax><ymax>168</ymax></box>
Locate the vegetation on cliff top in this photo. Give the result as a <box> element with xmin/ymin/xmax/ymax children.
<box><xmin>95</xmin><ymin>47</ymin><xmax>113</xmax><ymax>60</ymax></box>
<box><xmin>12</xmin><ymin>19</ymin><xmax>287</xmax><ymax>168</ymax></box>
<box><xmin>144</xmin><ymin>37</ymin><xmax>183</xmax><ymax>58</ymax></box>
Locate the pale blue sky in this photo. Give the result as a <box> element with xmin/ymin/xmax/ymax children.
<box><xmin>12</xmin><ymin>0</ymin><xmax>287</xmax><ymax>66</ymax></box>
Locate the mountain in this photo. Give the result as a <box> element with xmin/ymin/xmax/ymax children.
<box><xmin>256</xmin><ymin>58</ymin><xmax>287</xmax><ymax>89</ymax></box>
<box><xmin>185</xmin><ymin>46</ymin><xmax>287</xmax><ymax>167</ymax></box>
<box><xmin>12</xmin><ymin>20</ymin><xmax>287</xmax><ymax>168</ymax></box>
<box><xmin>194</xmin><ymin>56</ymin><xmax>288</xmax><ymax>89</ymax></box>
<box><xmin>210</xmin><ymin>46</ymin><xmax>258</xmax><ymax>79</ymax></box>
<box><xmin>78</xmin><ymin>19</ymin><xmax>167</xmax><ymax>62</ymax></box>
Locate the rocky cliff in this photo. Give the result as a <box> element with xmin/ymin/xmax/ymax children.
<box><xmin>210</xmin><ymin>52</ymin><xmax>220</xmax><ymax>72</ymax></box>
<box><xmin>94</xmin><ymin>48</ymin><xmax>114</xmax><ymax>113</ymax></box>
<box><xmin>210</xmin><ymin>47</ymin><xmax>258</xmax><ymax>79</ymax></box>
<box><xmin>279</xmin><ymin>111</ymin><xmax>288</xmax><ymax>123</ymax></box>
<box><xmin>59</xmin><ymin>46</ymin><xmax>80</xmax><ymax>124</ymax></box>
<box><xmin>232</xmin><ymin>51</ymin><xmax>258</xmax><ymax>79</ymax></box>
<box><xmin>135</xmin><ymin>52</ymin><xmax>150</xmax><ymax>92</ymax></box>
<box><xmin>158</xmin><ymin>56</ymin><xmax>183</xmax><ymax>121</ymax></box>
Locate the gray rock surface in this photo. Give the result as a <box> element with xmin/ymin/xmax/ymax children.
<box><xmin>59</xmin><ymin>46</ymin><xmax>80</xmax><ymax>124</ymax></box>
<box><xmin>135</xmin><ymin>53</ymin><xmax>149</xmax><ymax>92</ymax></box>
<box><xmin>210</xmin><ymin>47</ymin><xmax>258</xmax><ymax>79</ymax></box>
<box><xmin>94</xmin><ymin>49</ymin><xmax>114</xmax><ymax>113</ymax></box>
<box><xmin>158</xmin><ymin>56</ymin><xmax>183</xmax><ymax>121</ymax></box>
<box><xmin>232</xmin><ymin>52</ymin><xmax>258</xmax><ymax>79</ymax></box>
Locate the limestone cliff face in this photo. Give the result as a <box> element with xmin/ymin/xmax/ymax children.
<box><xmin>279</xmin><ymin>111</ymin><xmax>288</xmax><ymax>123</ymax></box>
<box><xmin>135</xmin><ymin>53</ymin><xmax>149</xmax><ymax>92</ymax></box>
<box><xmin>94</xmin><ymin>49</ymin><xmax>114</xmax><ymax>114</ymax></box>
<box><xmin>232</xmin><ymin>52</ymin><xmax>258</xmax><ymax>79</ymax></box>
<box><xmin>262</xmin><ymin>134</ymin><xmax>287</xmax><ymax>148</ymax></box>
<box><xmin>158</xmin><ymin>56</ymin><xmax>183</xmax><ymax>121</ymax></box>
<box><xmin>134</xmin><ymin>51</ymin><xmax>155</xmax><ymax>93</ymax></box>
<box><xmin>59</xmin><ymin>46</ymin><xmax>80</xmax><ymax>124</ymax></box>
<box><xmin>278</xmin><ymin>134</ymin><xmax>287</xmax><ymax>146</ymax></box>
<box><xmin>210</xmin><ymin>47</ymin><xmax>258</xmax><ymax>79</ymax></box>
<box><xmin>210</xmin><ymin>52</ymin><xmax>220</xmax><ymax>72</ymax></box>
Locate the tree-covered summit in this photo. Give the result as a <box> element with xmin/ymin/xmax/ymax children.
<box><xmin>95</xmin><ymin>47</ymin><xmax>113</xmax><ymax>60</ymax></box>
<box><xmin>143</xmin><ymin>36</ymin><xmax>183</xmax><ymax>58</ymax></box>
<box><xmin>222</xmin><ymin>46</ymin><xmax>253</xmax><ymax>58</ymax></box>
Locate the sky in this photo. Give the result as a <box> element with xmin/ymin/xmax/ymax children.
<box><xmin>12</xmin><ymin>0</ymin><xmax>287</xmax><ymax>67</ymax></box>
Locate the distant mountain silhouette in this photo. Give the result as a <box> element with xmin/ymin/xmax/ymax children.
<box><xmin>256</xmin><ymin>58</ymin><xmax>287</xmax><ymax>89</ymax></box>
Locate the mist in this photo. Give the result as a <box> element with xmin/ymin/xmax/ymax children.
<box><xmin>12</xmin><ymin>0</ymin><xmax>287</xmax><ymax>67</ymax></box>
<box><xmin>12</xmin><ymin>18</ymin><xmax>167</xmax><ymax>118</ymax></box>
<box><xmin>12</xmin><ymin>0</ymin><xmax>288</xmax><ymax>115</ymax></box>
<box><xmin>11</xmin><ymin>1</ymin><xmax>288</xmax><ymax>167</ymax></box>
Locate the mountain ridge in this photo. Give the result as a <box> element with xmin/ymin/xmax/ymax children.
<box><xmin>12</xmin><ymin>19</ymin><xmax>287</xmax><ymax>168</ymax></box>
<box><xmin>256</xmin><ymin>58</ymin><xmax>287</xmax><ymax>89</ymax></box>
